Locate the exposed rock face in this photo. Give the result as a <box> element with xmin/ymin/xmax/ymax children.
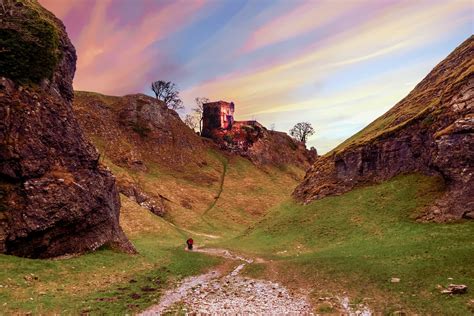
<box><xmin>73</xmin><ymin>92</ymin><xmax>214</xmax><ymax>216</ymax></box>
<box><xmin>208</xmin><ymin>121</ymin><xmax>317</xmax><ymax>168</ymax></box>
<box><xmin>0</xmin><ymin>1</ymin><xmax>135</xmax><ymax>258</ymax></box>
<box><xmin>74</xmin><ymin>92</ymin><xmax>210</xmax><ymax>170</ymax></box>
<box><xmin>118</xmin><ymin>179</ymin><xmax>168</xmax><ymax>217</ymax></box>
<box><xmin>294</xmin><ymin>36</ymin><xmax>473</xmax><ymax>221</ymax></box>
<box><xmin>246</xmin><ymin>130</ymin><xmax>317</xmax><ymax>168</ymax></box>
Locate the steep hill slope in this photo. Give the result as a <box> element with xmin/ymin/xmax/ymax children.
<box><xmin>73</xmin><ymin>91</ymin><xmax>310</xmax><ymax>235</ymax></box>
<box><xmin>294</xmin><ymin>36</ymin><xmax>473</xmax><ymax>221</ymax></box>
<box><xmin>74</xmin><ymin>91</ymin><xmax>211</xmax><ymax>170</ymax></box>
<box><xmin>0</xmin><ymin>0</ymin><xmax>134</xmax><ymax>258</ymax></box>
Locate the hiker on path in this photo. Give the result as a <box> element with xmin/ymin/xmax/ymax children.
<box><xmin>186</xmin><ymin>238</ymin><xmax>194</xmax><ymax>250</ymax></box>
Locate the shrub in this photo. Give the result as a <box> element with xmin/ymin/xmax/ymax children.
<box><xmin>223</xmin><ymin>134</ymin><xmax>234</xmax><ymax>143</ymax></box>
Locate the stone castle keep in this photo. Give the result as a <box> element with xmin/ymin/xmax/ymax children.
<box><xmin>202</xmin><ymin>101</ymin><xmax>263</xmax><ymax>138</ymax></box>
<box><xmin>202</xmin><ymin>101</ymin><xmax>235</xmax><ymax>137</ymax></box>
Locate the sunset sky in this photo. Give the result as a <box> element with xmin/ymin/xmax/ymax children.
<box><xmin>39</xmin><ymin>0</ymin><xmax>473</xmax><ymax>153</ymax></box>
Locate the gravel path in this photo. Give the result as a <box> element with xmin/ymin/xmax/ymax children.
<box><xmin>140</xmin><ymin>248</ymin><xmax>313</xmax><ymax>315</ymax></box>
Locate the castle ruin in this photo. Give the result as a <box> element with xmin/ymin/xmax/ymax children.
<box><xmin>202</xmin><ymin>101</ymin><xmax>235</xmax><ymax>137</ymax></box>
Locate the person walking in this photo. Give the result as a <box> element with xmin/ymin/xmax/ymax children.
<box><xmin>186</xmin><ymin>238</ymin><xmax>194</xmax><ymax>250</ymax></box>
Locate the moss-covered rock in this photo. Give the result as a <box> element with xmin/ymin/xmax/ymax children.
<box><xmin>0</xmin><ymin>0</ymin><xmax>61</xmax><ymax>85</ymax></box>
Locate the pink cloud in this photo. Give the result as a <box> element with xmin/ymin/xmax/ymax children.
<box><xmin>241</xmin><ymin>0</ymin><xmax>360</xmax><ymax>54</ymax></box>
<box><xmin>40</xmin><ymin>0</ymin><xmax>205</xmax><ymax>95</ymax></box>
<box><xmin>182</xmin><ymin>0</ymin><xmax>470</xmax><ymax>115</ymax></box>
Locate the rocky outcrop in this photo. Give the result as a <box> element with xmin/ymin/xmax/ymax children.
<box><xmin>0</xmin><ymin>0</ymin><xmax>135</xmax><ymax>258</ymax></box>
<box><xmin>293</xmin><ymin>36</ymin><xmax>473</xmax><ymax>221</ymax></box>
<box><xmin>74</xmin><ymin>92</ymin><xmax>210</xmax><ymax>170</ymax></box>
<box><xmin>247</xmin><ymin>129</ymin><xmax>317</xmax><ymax>168</ymax></box>
<box><xmin>208</xmin><ymin>121</ymin><xmax>317</xmax><ymax>168</ymax></box>
<box><xmin>73</xmin><ymin>92</ymin><xmax>215</xmax><ymax>217</ymax></box>
<box><xmin>118</xmin><ymin>180</ymin><xmax>168</xmax><ymax>217</ymax></box>
<box><xmin>74</xmin><ymin>91</ymin><xmax>317</xmax><ymax>171</ymax></box>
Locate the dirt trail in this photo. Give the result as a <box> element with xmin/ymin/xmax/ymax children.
<box><xmin>140</xmin><ymin>247</ymin><xmax>312</xmax><ymax>315</ymax></box>
<box><xmin>202</xmin><ymin>159</ymin><xmax>227</xmax><ymax>216</ymax></box>
<box><xmin>141</xmin><ymin>247</ymin><xmax>372</xmax><ymax>315</ymax></box>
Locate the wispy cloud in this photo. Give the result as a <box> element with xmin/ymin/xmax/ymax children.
<box><xmin>241</xmin><ymin>0</ymin><xmax>361</xmax><ymax>53</ymax></box>
<box><xmin>39</xmin><ymin>0</ymin><xmax>472</xmax><ymax>153</ymax></box>
<box><xmin>41</xmin><ymin>0</ymin><xmax>206</xmax><ymax>94</ymax></box>
<box><xmin>182</xmin><ymin>0</ymin><xmax>470</xmax><ymax>116</ymax></box>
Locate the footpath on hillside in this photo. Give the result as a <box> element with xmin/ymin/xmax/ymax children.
<box><xmin>140</xmin><ymin>248</ymin><xmax>372</xmax><ymax>315</ymax></box>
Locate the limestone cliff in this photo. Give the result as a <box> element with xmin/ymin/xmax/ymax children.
<box><xmin>293</xmin><ymin>36</ymin><xmax>473</xmax><ymax>221</ymax></box>
<box><xmin>0</xmin><ymin>0</ymin><xmax>135</xmax><ymax>258</ymax></box>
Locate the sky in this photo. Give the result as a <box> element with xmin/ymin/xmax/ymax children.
<box><xmin>39</xmin><ymin>0</ymin><xmax>473</xmax><ymax>153</ymax></box>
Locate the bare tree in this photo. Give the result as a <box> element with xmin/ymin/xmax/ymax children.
<box><xmin>151</xmin><ymin>80</ymin><xmax>184</xmax><ymax>111</ymax></box>
<box><xmin>193</xmin><ymin>97</ymin><xmax>209</xmax><ymax>134</ymax></box>
<box><xmin>184</xmin><ymin>114</ymin><xmax>199</xmax><ymax>132</ymax></box>
<box><xmin>289</xmin><ymin>122</ymin><xmax>315</xmax><ymax>144</ymax></box>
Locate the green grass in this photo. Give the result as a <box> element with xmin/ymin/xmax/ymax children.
<box><xmin>1</xmin><ymin>168</ymin><xmax>472</xmax><ymax>314</ymax></box>
<box><xmin>241</xmin><ymin>262</ymin><xmax>267</xmax><ymax>279</ymax></box>
<box><xmin>223</xmin><ymin>174</ymin><xmax>474</xmax><ymax>314</ymax></box>
<box><xmin>0</xmin><ymin>217</ymin><xmax>221</xmax><ymax>314</ymax></box>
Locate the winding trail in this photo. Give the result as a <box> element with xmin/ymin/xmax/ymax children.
<box><xmin>140</xmin><ymin>248</ymin><xmax>313</xmax><ymax>315</ymax></box>
<box><xmin>140</xmin><ymin>247</ymin><xmax>372</xmax><ymax>315</ymax></box>
<box><xmin>202</xmin><ymin>158</ymin><xmax>228</xmax><ymax>217</ymax></box>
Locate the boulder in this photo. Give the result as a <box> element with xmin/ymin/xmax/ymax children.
<box><xmin>118</xmin><ymin>181</ymin><xmax>168</xmax><ymax>217</ymax></box>
<box><xmin>441</xmin><ymin>284</ymin><xmax>468</xmax><ymax>294</ymax></box>
<box><xmin>0</xmin><ymin>0</ymin><xmax>135</xmax><ymax>258</ymax></box>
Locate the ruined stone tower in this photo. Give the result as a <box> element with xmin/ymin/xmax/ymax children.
<box><xmin>202</xmin><ymin>101</ymin><xmax>235</xmax><ymax>137</ymax></box>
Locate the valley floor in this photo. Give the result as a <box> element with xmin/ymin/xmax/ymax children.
<box><xmin>0</xmin><ymin>174</ymin><xmax>473</xmax><ymax>314</ymax></box>
<box><xmin>142</xmin><ymin>248</ymin><xmax>313</xmax><ymax>315</ymax></box>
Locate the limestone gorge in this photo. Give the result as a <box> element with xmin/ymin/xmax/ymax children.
<box><xmin>0</xmin><ymin>1</ymin><xmax>473</xmax><ymax>315</ymax></box>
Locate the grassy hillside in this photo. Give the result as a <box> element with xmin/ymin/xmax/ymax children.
<box><xmin>100</xmin><ymin>148</ymin><xmax>303</xmax><ymax>238</ymax></box>
<box><xmin>0</xmin><ymin>149</ymin><xmax>304</xmax><ymax>314</ymax></box>
<box><xmin>2</xmin><ymin>170</ymin><xmax>472</xmax><ymax>314</ymax></box>
<box><xmin>3</xmin><ymin>84</ymin><xmax>472</xmax><ymax>313</ymax></box>
<box><xmin>332</xmin><ymin>36</ymin><xmax>473</xmax><ymax>154</ymax></box>
<box><xmin>0</xmin><ymin>195</ymin><xmax>221</xmax><ymax>314</ymax></box>
<box><xmin>0</xmin><ymin>89</ymin><xmax>309</xmax><ymax>314</ymax></box>
<box><xmin>73</xmin><ymin>90</ymin><xmax>306</xmax><ymax>237</ymax></box>
<box><xmin>224</xmin><ymin>174</ymin><xmax>474</xmax><ymax>314</ymax></box>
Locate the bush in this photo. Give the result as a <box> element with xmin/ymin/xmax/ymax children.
<box><xmin>223</xmin><ymin>134</ymin><xmax>234</xmax><ymax>143</ymax></box>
